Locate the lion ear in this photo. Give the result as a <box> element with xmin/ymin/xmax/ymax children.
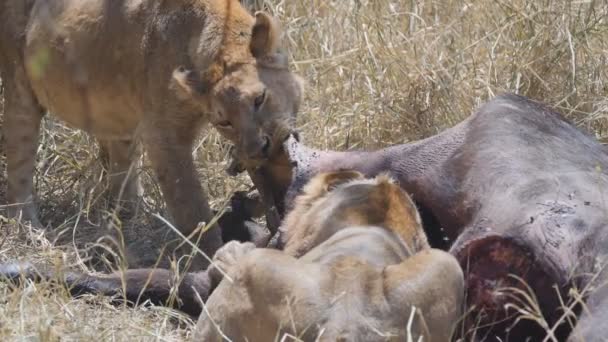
<box><xmin>250</xmin><ymin>11</ymin><xmax>281</xmax><ymax>58</ymax></box>
<box><xmin>323</xmin><ymin>170</ymin><xmax>365</xmax><ymax>192</ymax></box>
<box><xmin>172</xmin><ymin>66</ymin><xmax>209</xmax><ymax>96</ymax></box>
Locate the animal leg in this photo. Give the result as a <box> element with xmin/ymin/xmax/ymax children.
<box><xmin>0</xmin><ymin>262</ymin><xmax>211</xmax><ymax>316</ymax></box>
<box><xmin>140</xmin><ymin>122</ymin><xmax>223</xmax><ymax>262</ymax></box>
<box><xmin>98</xmin><ymin>139</ymin><xmax>141</xmax><ymax>210</ymax></box>
<box><xmin>2</xmin><ymin>65</ymin><xmax>44</xmax><ymax>226</ymax></box>
<box><xmin>195</xmin><ymin>249</ymin><xmax>322</xmax><ymax>341</ymax></box>
<box><xmin>243</xmin><ymin>221</ymin><xmax>271</xmax><ymax>247</ymax></box>
<box><xmin>229</xmin><ymin>189</ymin><xmax>266</xmax><ymax>219</ymax></box>
<box><xmin>383</xmin><ymin>249</ymin><xmax>464</xmax><ymax>342</ymax></box>
<box><xmin>215</xmin><ymin>190</ymin><xmax>266</xmax><ymax>243</ymax></box>
<box><xmin>206</xmin><ymin>240</ymin><xmax>256</xmax><ymax>287</ymax></box>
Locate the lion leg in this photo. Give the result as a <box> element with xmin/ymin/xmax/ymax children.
<box><xmin>140</xmin><ymin>121</ymin><xmax>223</xmax><ymax>264</ymax></box>
<box><xmin>383</xmin><ymin>249</ymin><xmax>464</xmax><ymax>342</ymax></box>
<box><xmin>206</xmin><ymin>240</ymin><xmax>256</xmax><ymax>287</ymax></box>
<box><xmin>194</xmin><ymin>241</ymin><xmax>261</xmax><ymax>342</ymax></box>
<box><xmin>2</xmin><ymin>64</ymin><xmax>44</xmax><ymax>227</ymax></box>
<box><xmin>98</xmin><ymin>139</ymin><xmax>141</xmax><ymax>211</ymax></box>
<box><xmin>195</xmin><ymin>249</ymin><xmax>322</xmax><ymax>341</ymax></box>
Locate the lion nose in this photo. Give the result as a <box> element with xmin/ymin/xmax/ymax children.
<box><xmin>244</xmin><ymin>135</ymin><xmax>271</xmax><ymax>160</ymax></box>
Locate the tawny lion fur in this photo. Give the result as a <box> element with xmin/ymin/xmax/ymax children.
<box><xmin>0</xmin><ymin>0</ymin><xmax>303</xmax><ymax>259</ymax></box>
<box><xmin>195</xmin><ymin>171</ymin><xmax>464</xmax><ymax>342</ymax></box>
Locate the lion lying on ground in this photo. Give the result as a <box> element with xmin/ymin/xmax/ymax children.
<box><xmin>196</xmin><ymin>170</ymin><xmax>464</xmax><ymax>342</ymax></box>
<box><xmin>0</xmin><ymin>170</ymin><xmax>464</xmax><ymax>341</ymax></box>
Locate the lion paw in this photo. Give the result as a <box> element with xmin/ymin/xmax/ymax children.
<box><xmin>208</xmin><ymin>241</ymin><xmax>255</xmax><ymax>285</ymax></box>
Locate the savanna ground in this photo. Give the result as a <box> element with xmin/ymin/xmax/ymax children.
<box><xmin>0</xmin><ymin>0</ymin><xmax>607</xmax><ymax>340</ymax></box>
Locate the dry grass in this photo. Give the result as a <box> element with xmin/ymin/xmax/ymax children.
<box><xmin>1</xmin><ymin>0</ymin><xmax>608</xmax><ymax>340</ymax></box>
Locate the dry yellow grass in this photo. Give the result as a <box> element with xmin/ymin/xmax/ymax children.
<box><xmin>1</xmin><ymin>0</ymin><xmax>607</xmax><ymax>340</ymax></box>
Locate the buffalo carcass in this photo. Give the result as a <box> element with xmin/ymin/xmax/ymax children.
<box><xmin>246</xmin><ymin>93</ymin><xmax>608</xmax><ymax>341</ymax></box>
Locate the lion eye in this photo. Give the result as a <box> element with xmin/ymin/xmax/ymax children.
<box><xmin>216</xmin><ymin>120</ymin><xmax>232</xmax><ymax>129</ymax></box>
<box><xmin>254</xmin><ymin>89</ymin><xmax>266</xmax><ymax>111</ymax></box>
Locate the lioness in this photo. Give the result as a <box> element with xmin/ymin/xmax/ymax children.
<box><xmin>196</xmin><ymin>170</ymin><xmax>464</xmax><ymax>342</ymax></box>
<box><xmin>0</xmin><ymin>0</ymin><xmax>303</xmax><ymax>257</ymax></box>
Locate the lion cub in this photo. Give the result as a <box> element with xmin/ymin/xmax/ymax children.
<box><xmin>195</xmin><ymin>171</ymin><xmax>464</xmax><ymax>342</ymax></box>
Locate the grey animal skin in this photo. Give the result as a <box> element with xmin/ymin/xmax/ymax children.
<box><xmin>252</xmin><ymin>93</ymin><xmax>608</xmax><ymax>341</ymax></box>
